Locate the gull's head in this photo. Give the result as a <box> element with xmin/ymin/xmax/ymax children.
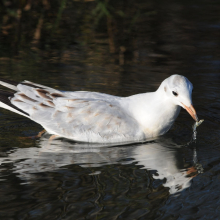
<box><xmin>163</xmin><ymin>74</ymin><xmax>198</xmax><ymax>122</ymax></box>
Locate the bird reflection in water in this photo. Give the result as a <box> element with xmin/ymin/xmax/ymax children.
<box><xmin>0</xmin><ymin>133</ymin><xmax>203</xmax><ymax>195</ymax></box>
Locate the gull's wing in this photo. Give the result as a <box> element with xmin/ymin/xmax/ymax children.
<box><xmin>8</xmin><ymin>81</ymin><xmax>144</xmax><ymax>143</ymax></box>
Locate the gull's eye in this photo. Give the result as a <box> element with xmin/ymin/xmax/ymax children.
<box><xmin>172</xmin><ymin>91</ymin><xmax>178</xmax><ymax>96</ymax></box>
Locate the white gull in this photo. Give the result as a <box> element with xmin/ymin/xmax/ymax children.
<box><xmin>0</xmin><ymin>74</ymin><xmax>198</xmax><ymax>143</ymax></box>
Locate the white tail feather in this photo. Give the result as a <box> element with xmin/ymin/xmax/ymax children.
<box><xmin>0</xmin><ymin>101</ymin><xmax>29</xmax><ymax>118</ymax></box>
<box><xmin>0</xmin><ymin>81</ymin><xmax>19</xmax><ymax>91</ymax></box>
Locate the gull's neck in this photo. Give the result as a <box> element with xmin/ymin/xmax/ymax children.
<box><xmin>122</xmin><ymin>82</ymin><xmax>181</xmax><ymax>137</ymax></box>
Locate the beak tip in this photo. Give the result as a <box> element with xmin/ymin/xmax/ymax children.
<box><xmin>182</xmin><ymin>103</ymin><xmax>198</xmax><ymax>122</ymax></box>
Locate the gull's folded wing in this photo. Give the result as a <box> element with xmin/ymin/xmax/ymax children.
<box><xmin>1</xmin><ymin>81</ymin><xmax>144</xmax><ymax>143</ymax></box>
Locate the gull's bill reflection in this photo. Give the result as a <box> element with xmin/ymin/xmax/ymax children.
<box><xmin>0</xmin><ymin>134</ymin><xmax>201</xmax><ymax>194</ymax></box>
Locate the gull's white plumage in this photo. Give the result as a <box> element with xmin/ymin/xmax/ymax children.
<box><xmin>0</xmin><ymin>74</ymin><xmax>197</xmax><ymax>143</ymax></box>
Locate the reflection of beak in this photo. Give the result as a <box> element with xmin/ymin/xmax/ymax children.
<box><xmin>181</xmin><ymin>103</ymin><xmax>198</xmax><ymax>122</ymax></box>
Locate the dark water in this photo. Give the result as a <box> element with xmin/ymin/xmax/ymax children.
<box><xmin>0</xmin><ymin>0</ymin><xmax>220</xmax><ymax>219</ymax></box>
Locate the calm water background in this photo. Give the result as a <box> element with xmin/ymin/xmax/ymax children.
<box><xmin>0</xmin><ymin>0</ymin><xmax>220</xmax><ymax>219</ymax></box>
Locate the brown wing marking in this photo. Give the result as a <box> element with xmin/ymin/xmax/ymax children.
<box><xmin>36</xmin><ymin>89</ymin><xmax>52</xmax><ymax>100</ymax></box>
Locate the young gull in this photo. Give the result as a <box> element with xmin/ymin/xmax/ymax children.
<box><xmin>0</xmin><ymin>75</ymin><xmax>198</xmax><ymax>143</ymax></box>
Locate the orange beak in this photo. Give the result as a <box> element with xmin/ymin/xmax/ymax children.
<box><xmin>181</xmin><ymin>103</ymin><xmax>198</xmax><ymax>122</ymax></box>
